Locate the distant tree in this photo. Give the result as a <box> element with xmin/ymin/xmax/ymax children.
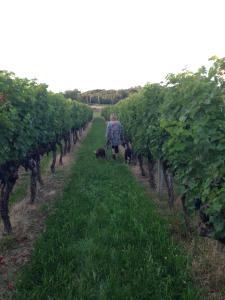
<box><xmin>63</xmin><ymin>89</ymin><xmax>82</xmax><ymax>101</ymax></box>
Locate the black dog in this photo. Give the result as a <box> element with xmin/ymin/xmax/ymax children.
<box><xmin>94</xmin><ymin>148</ymin><xmax>106</xmax><ymax>158</ymax></box>
<box><xmin>124</xmin><ymin>144</ymin><xmax>132</xmax><ymax>164</ymax></box>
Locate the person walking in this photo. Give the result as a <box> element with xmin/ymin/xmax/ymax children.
<box><xmin>106</xmin><ymin>113</ymin><xmax>124</xmax><ymax>159</ymax></box>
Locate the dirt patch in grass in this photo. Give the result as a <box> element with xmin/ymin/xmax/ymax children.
<box><xmin>0</xmin><ymin>125</ymin><xmax>92</xmax><ymax>300</ymax></box>
<box><xmin>129</xmin><ymin>159</ymin><xmax>225</xmax><ymax>300</ymax></box>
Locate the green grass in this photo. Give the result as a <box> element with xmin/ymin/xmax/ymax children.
<box><xmin>14</xmin><ymin>118</ymin><xmax>202</xmax><ymax>300</ymax></box>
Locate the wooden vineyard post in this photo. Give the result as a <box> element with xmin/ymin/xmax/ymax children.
<box><xmin>157</xmin><ymin>160</ymin><xmax>163</xmax><ymax>198</ymax></box>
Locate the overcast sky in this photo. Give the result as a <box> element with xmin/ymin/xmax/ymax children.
<box><xmin>0</xmin><ymin>0</ymin><xmax>224</xmax><ymax>92</ymax></box>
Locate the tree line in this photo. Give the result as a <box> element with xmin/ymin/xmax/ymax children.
<box><xmin>63</xmin><ymin>87</ymin><xmax>141</xmax><ymax>105</ymax></box>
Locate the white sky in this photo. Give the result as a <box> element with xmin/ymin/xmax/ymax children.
<box><xmin>0</xmin><ymin>0</ymin><xmax>224</xmax><ymax>92</ymax></box>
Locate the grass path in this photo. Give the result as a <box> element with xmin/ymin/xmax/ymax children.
<box><xmin>14</xmin><ymin>118</ymin><xmax>202</xmax><ymax>300</ymax></box>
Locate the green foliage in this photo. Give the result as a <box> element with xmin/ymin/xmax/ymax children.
<box><xmin>0</xmin><ymin>71</ymin><xmax>93</xmax><ymax>168</ymax></box>
<box><xmin>63</xmin><ymin>89</ymin><xmax>82</xmax><ymax>101</ymax></box>
<box><xmin>161</xmin><ymin>64</ymin><xmax>225</xmax><ymax>240</ymax></box>
<box><xmin>102</xmin><ymin>57</ymin><xmax>225</xmax><ymax>241</ymax></box>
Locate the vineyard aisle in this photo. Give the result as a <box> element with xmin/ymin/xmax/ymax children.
<box><xmin>14</xmin><ymin>118</ymin><xmax>202</xmax><ymax>300</ymax></box>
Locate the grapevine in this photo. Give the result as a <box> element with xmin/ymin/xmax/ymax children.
<box><xmin>0</xmin><ymin>71</ymin><xmax>92</xmax><ymax>233</ymax></box>
<box><xmin>102</xmin><ymin>57</ymin><xmax>225</xmax><ymax>242</ymax></box>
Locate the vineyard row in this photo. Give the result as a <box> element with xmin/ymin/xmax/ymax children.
<box><xmin>0</xmin><ymin>71</ymin><xmax>93</xmax><ymax>234</ymax></box>
<box><xmin>102</xmin><ymin>56</ymin><xmax>225</xmax><ymax>243</ymax></box>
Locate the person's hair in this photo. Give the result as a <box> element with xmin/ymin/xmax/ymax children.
<box><xmin>110</xmin><ymin>113</ymin><xmax>117</xmax><ymax>121</ymax></box>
